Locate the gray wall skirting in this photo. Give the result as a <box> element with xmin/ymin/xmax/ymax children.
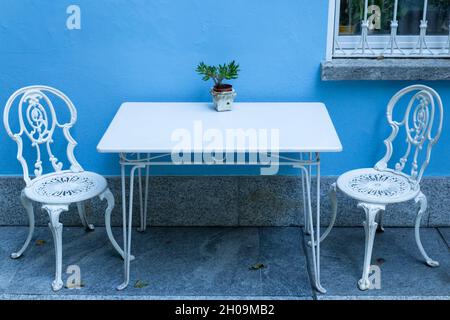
<box><xmin>0</xmin><ymin>176</ymin><xmax>449</xmax><ymax>227</ymax></box>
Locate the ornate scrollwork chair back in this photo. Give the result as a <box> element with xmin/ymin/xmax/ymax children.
<box><xmin>3</xmin><ymin>86</ymin><xmax>83</xmax><ymax>187</ymax></box>
<box><xmin>374</xmin><ymin>85</ymin><xmax>444</xmax><ymax>186</ymax></box>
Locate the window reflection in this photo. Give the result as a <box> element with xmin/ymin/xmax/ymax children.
<box><xmin>427</xmin><ymin>0</ymin><xmax>450</xmax><ymax>35</ymax></box>
<box><xmin>339</xmin><ymin>0</ymin><xmax>450</xmax><ymax>36</ymax></box>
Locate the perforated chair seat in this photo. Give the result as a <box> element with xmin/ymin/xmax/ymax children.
<box><xmin>337</xmin><ymin>168</ymin><xmax>420</xmax><ymax>205</ymax></box>
<box><xmin>24</xmin><ymin>171</ymin><xmax>107</xmax><ymax>204</ymax></box>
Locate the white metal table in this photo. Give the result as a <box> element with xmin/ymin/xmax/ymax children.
<box><xmin>97</xmin><ymin>102</ymin><xmax>342</xmax><ymax>293</ymax></box>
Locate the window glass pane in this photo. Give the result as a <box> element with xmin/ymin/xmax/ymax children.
<box><xmin>398</xmin><ymin>0</ymin><xmax>425</xmax><ymax>35</ymax></box>
<box><xmin>426</xmin><ymin>0</ymin><xmax>450</xmax><ymax>35</ymax></box>
<box><xmin>338</xmin><ymin>0</ymin><xmax>395</xmax><ymax>35</ymax></box>
<box><xmin>338</xmin><ymin>0</ymin><xmax>450</xmax><ymax>36</ymax></box>
<box><xmin>338</xmin><ymin>0</ymin><xmax>362</xmax><ymax>35</ymax></box>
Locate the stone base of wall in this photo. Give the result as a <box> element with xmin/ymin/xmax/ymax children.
<box><xmin>1</xmin><ymin>176</ymin><xmax>449</xmax><ymax>227</ymax></box>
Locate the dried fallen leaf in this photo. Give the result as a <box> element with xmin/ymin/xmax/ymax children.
<box><xmin>65</xmin><ymin>281</ymin><xmax>85</xmax><ymax>289</ymax></box>
<box><xmin>36</xmin><ymin>239</ymin><xmax>46</xmax><ymax>246</ymax></box>
<box><xmin>134</xmin><ymin>280</ymin><xmax>149</xmax><ymax>289</ymax></box>
<box><xmin>249</xmin><ymin>263</ymin><xmax>266</xmax><ymax>271</ymax></box>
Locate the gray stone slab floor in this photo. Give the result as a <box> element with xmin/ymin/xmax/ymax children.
<box><xmin>313</xmin><ymin>227</ymin><xmax>450</xmax><ymax>300</ymax></box>
<box><xmin>0</xmin><ymin>226</ymin><xmax>449</xmax><ymax>300</ymax></box>
<box><xmin>439</xmin><ymin>228</ymin><xmax>450</xmax><ymax>249</ymax></box>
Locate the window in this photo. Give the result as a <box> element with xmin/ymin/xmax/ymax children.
<box><xmin>332</xmin><ymin>0</ymin><xmax>450</xmax><ymax>57</ymax></box>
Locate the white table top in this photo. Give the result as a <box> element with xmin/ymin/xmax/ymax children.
<box><xmin>97</xmin><ymin>102</ymin><xmax>342</xmax><ymax>153</ymax></box>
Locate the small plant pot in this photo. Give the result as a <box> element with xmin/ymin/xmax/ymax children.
<box><xmin>211</xmin><ymin>87</ymin><xmax>236</xmax><ymax>112</ymax></box>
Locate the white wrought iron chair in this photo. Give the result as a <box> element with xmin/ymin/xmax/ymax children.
<box><xmin>3</xmin><ymin>85</ymin><xmax>127</xmax><ymax>291</ymax></box>
<box><xmin>321</xmin><ymin>84</ymin><xmax>443</xmax><ymax>290</ymax></box>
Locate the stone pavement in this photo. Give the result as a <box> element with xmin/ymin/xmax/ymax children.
<box><xmin>0</xmin><ymin>227</ymin><xmax>448</xmax><ymax>300</ymax></box>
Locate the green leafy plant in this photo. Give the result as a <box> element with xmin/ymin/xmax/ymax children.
<box><xmin>196</xmin><ymin>60</ymin><xmax>240</xmax><ymax>90</ymax></box>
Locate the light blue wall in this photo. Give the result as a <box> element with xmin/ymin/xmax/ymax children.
<box><xmin>0</xmin><ymin>0</ymin><xmax>449</xmax><ymax>176</ymax></box>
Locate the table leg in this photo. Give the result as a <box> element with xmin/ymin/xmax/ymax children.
<box><xmin>117</xmin><ymin>163</ymin><xmax>128</xmax><ymax>290</ymax></box>
<box><xmin>300</xmin><ymin>153</ymin><xmax>311</xmax><ymax>235</ymax></box>
<box><xmin>137</xmin><ymin>154</ymin><xmax>145</xmax><ymax>232</ymax></box>
<box><xmin>314</xmin><ymin>158</ymin><xmax>326</xmax><ymax>293</ymax></box>
<box><xmin>117</xmin><ymin>162</ymin><xmax>145</xmax><ymax>291</ymax></box>
<box><xmin>300</xmin><ymin>162</ymin><xmax>326</xmax><ymax>294</ymax></box>
<box><xmin>143</xmin><ymin>162</ymin><xmax>150</xmax><ymax>232</ymax></box>
<box><xmin>309</xmin><ymin>182</ymin><xmax>337</xmax><ymax>246</ymax></box>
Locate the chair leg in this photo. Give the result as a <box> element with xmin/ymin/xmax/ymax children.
<box><xmin>99</xmin><ymin>188</ymin><xmax>135</xmax><ymax>261</ymax></box>
<box><xmin>377</xmin><ymin>210</ymin><xmax>385</xmax><ymax>233</ymax></box>
<box><xmin>414</xmin><ymin>192</ymin><xmax>439</xmax><ymax>267</ymax></box>
<box><xmin>77</xmin><ymin>201</ymin><xmax>95</xmax><ymax>231</ymax></box>
<box><xmin>11</xmin><ymin>191</ymin><xmax>35</xmax><ymax>259</ymax></box>
<box><xmin>357</xmin><ymin>202</ymin><xmax>384</xmax><ymax>291</ymax></box>
<box><xmin>42</xmin><ymin>204</ymin><xmax>68</xmax><ymax>292</ymax></box>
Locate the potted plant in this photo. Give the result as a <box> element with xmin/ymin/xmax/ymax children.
<box><xmin>196</xmin><ymin>60</ymin><xmax>240</xmax><ymax>112</ymax></box>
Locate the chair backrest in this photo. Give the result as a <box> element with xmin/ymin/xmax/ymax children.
<box><xmin>375</xmin><ymin>85</ymin><xmax>443</xmax><ymax>186</ymax></box>
<box><xmin>3</xmin><ymin>85</ymin><xmax>83</xmax><ymax>187</ymax></box>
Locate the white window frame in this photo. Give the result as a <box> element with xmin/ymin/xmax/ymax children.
<box><xmin>326</xmin><ymin>0</ymin><xmax>450</xmax><ymax>60</ymax></box>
